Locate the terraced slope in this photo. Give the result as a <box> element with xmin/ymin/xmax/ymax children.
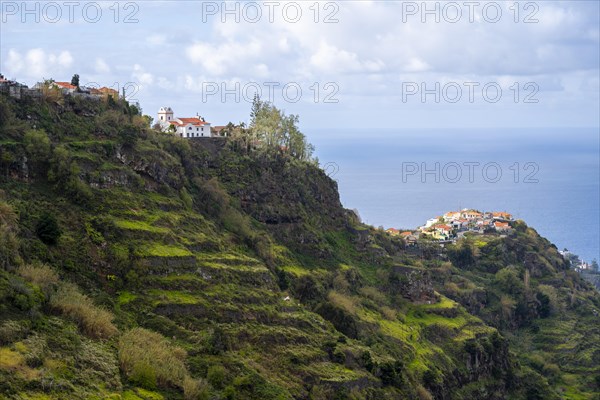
<box><xmin>1</xmin><ymin>92</ymin><xmax>598</xmax><ymax>399</ymax></box>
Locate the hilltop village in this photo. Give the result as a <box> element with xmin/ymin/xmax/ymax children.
<box><xmin>386</xmin><ymin>209</ymin><xmax>513</xmax><ymax>245</ymax></box>
<box><xmin>0</xmin><ymin>74</ymin><xmax>227</xmax><ymax>138</ymax></box>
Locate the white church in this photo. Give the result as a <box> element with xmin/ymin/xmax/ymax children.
<box><xmin>157</xmin><ymin>107</ymin><xmax>211</xmax><ymax>138</ymax></box>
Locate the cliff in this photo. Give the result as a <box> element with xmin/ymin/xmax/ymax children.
<box><xmin>0</xmin><ymin>92</ymin><xmax>598</xmax><ymax>399</ymax></box>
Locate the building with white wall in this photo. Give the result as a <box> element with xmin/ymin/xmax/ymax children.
<box><xmin>157</xmin><ymin>107</ymin><xmax>211</xmax><ymax>138</ymax></box>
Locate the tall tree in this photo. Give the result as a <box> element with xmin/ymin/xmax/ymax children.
<box><xmin>71</xmin><ymin>74</ymin><xmax>80</xmax><ymax>87</ymax></box>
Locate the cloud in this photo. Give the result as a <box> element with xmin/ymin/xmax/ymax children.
<box><xmin>185</xmin><ymin>40</ymin><xmax>263</xmax><ymax>76</ymax></box>
<box><xmin>147</xmin><ymin>34</ymin><xmax>167</xmax><ymax>46</ymax></box>
<box><xmin>309</xmin><ymin>41</ymin><xmax>384</xmax><ymax>74</ymax></box>
<box><xmin>404</xmin><ymin>58</ymin><xmax>431</xmax><ymax>73</ymax></box>
<box><xmin>95</xmin><ymin>58</ymin><xmax>110</xmax><ymax>74</ymax></box>
<box><xmin>4</xmin><ymin>48</ymin><xmax>73</xmax><ymax>80</ymax></box>
<box><xmin>132</xmin><ymin>64</ymin><xmax>154</xmax><ymax>86</ymax></box>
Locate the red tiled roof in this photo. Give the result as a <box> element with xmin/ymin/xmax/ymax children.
<box><xmin>178</xmin><ymin>117</ymin><xmax>208</xmax><ymax>126</ymax></box>
<box><xmin>54</xmin><ymin>82</ymin><xmax>76</xmax><ymax>89</ymax></box>
<box><xmin>169</xmin><ymin>117</ymin><xmax>209</xmax><ymax>127</ymax></box>
<box><xmin>494</xmin><ymin>221</ymin><xmax>509</xmax><ymax>227</ymax></box>
<box><xmin>434</xmin><ymin>224</ymin><xmax>452</xmax><ymax>230</ymax></box>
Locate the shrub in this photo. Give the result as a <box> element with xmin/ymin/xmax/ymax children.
<box><xmin>416</xmin><ymin>385</ymin><xmax>434</xmax><ymax>400</ymax></box>
<box><xmin>327</xmin><ymin>290</ymin><xmax>357</xmax><ymax>314</ymax></box>
<box><xmin>130</xmin><ymin>360</ymin><xmax>157</xmax><ymax>389</ymax></box>
<box><xmin>291</xmin><ymin>275</ymin><xmax>324</xmax><ymax>304</ymax></box>
<box><xmin>17</xmin><ymin>263</ymin><xmax>59</xmax><ymax>294</ymax></box>
<box><xmin>207</xmin><ymin>365</ymin><xmax>227</xmax><ymax>389</ymax></box>
<box><xmin>380</xmin><ymin>306</ymin><xmax>397</xmax><ymax>321</ymax></box>
<box><xmin>359</xmin><ymin>286</ymin><xmax>387</xmax><ymax>304</ymax></box>
<box><xmin>6</xmin><ymin>277</ymin><xmax>43</xmax><ymax>311</ymax></box>
<box><xmin>50</xmin><ymin>283</ymin><xmax>118</xmax><ymax>339</ymax></box>
<box><xmin>378</xmin><ymin>360</ymin><xmax>405</xmax><ymax>388</ymax></box>
<box><xmin>0</xmin><ymin>200</ymin><xmax>20</xmax><ymax>268</ymax></box>
<box><xmin>119</xmin><ymin>327</ymin><xmax>188</xmax><ymax>389</ymax></box>
<box><xmin>23</xmin><ymin>129</ymin><xmax>51</xmax><ymax>163</ymax></box>
<box><xmin>36</xmin><ymin>212</ymin><xmax>61</xmax><ymax>245</ymax></box>
<box><xmin>0</xmin><ymin>320</ymin><xmax>26</xmax><ymax>345</ymax></box>
<box><xmin>183</xmin><ymin>376</ymin><xmax>210</xmax><ymax>400</ymax></box>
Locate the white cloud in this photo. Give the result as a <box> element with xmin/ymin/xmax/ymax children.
<box><xmin>185</xmin><ymin>40</ymin><xmax>263</xmax><ymax>76</ymax></box>
<box><xmin>147</xmin><ymin>34</ymin><xmax>167</xmax><ymax>46</ymax></box>
<box><xmin>132</xmin><ymin>64</ymin><xmax>154</xmax><ymax>86</ymax></box>
<box><xmin>3</xmin><ymin>48</ymin><xmax>73</xmax><ymax>80</ymax></box>
<box><xmin>309</xmin><ymin>42</ymin><xmax>384</xmax><ymax>74</ymax></box>
<box><xmin>95</xmin><ymin>58</ymin><xmax>110</xmax><ymax>74</ymax></box>
<box><xmin>404</xmin><ymin>58</ymin><xmax>431</xmax><ymax>73</ymax></box>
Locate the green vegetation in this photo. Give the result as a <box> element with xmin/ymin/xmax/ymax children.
<box><xmin>0</xmin><ymin>90</ymin><xmax>598</xmax><ymax>399</ymax></box>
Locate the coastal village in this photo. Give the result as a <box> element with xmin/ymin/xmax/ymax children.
<box><xmin>385</xmin><ymin>208</ymin><xmax>514</xmax><ymax>245</ymax></box>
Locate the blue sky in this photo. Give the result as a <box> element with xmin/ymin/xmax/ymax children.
<box><xmin>1</xmin><ymin>1</ymin><xmax>599</xmax><ymax>130</ymax></box>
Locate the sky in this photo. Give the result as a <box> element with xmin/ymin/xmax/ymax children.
<box><xmin>1</xmin><ymin>0</ymin><xmax>599</xmax><ymax>130</ymax></box>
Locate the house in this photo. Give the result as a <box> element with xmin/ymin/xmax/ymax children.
<box><xmin>403</xmin><ymin>232</ymin><xmax>419</xmax><ymax>246</ymax></box>
<box><xmin>424</xmin><ymin>216</ymin><xmax>442</xmax><ymax>228</ymax></box>
<box><xmin>1</xmin><ymin>77</ymin><xmax>29</xmax><ymax>99</ymax></box>
<box><xmin>52</xmin><ymin>81</ymin><xmax>77</xmax><ymax>94</ymax></box>
<box><xmin>493</xmin><ymin>221</ymin><xmax>511</xmax><ymax>232</ymax></box>
<box><xmin>98</xmin><ymin>87</ymin><xmax>119</xmax><ymax>99</ymax></box>
<box><xmin>430</xmin><ymin>224</ymin><xmax>453</xmax><ymax>240</ymax></box>
<box><xmin>157</xmin><ymin>107</ymin><xmax>212</xmax><ymax>138</ymax></box>
<box><xmin>386</xmin><ymin>228</ymin><xmax>400</xmax><ymax>236</ymax></box>
<box><xmin>451</xmin><ymin>218</ymin><xmax>469</xmax><ymax>230</ymax></box>
<box><xmin>461</xmin><ymin>209</ymin><xmax>482</xmax><ymax>220</ymax></box>
<box><xmin>443</xmin><ymin>211</ymin><xmax>461</xmax><ymax>221</ymax></box>
<box><xmin>492</xmin><ymin>212</ymin><xmax>513</xmax><ymax>220</ymax></box>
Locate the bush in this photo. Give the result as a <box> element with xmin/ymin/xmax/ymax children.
<box><xmin>378</xmin><ymin>360</ymin><xmax>405</xmax><ymax>388</ymax></box>
<box><xmin>0</xmin><ymin>320</ymin><xmax>26</xmax><ymax>345</ymax></box>
<box><xmin>50</xmin><ymin>283</ymin><xmax>118</xmax><ymax>339</ymax></box>
<box><xmin>119</xmin><ymin>327</ymin><xmax>188</xmax><ymax>389</ymax></box>
<box><xmin>183</xmin><ymin>376</ymin><xmax>210</xmax><ymax>400</ymax></box>
<box><xmin>36</xmin><ymin>212</ymin><xmax>61</xmax><ymax>245</ymax></box>
<box><xmin>17</xmin><ymin>263</ymin><xmax>59</xmax><ymax>294</ymax></box>
<box><xmin>207</xmin><ymin>365</ymin><xmax>227</xmax><ymax>389</ymax></box>
<box><xmin>416</xmin><ymin>385</ymin><xmax>434</xmax><ymax>400</ymax></box>
<box><xmin>6</xmin><ymin>276</ymin><xmax>43</xmax><ymax>311</ymax></box>
<box><xmin>0</xmin><ymin>200</ymin><xmax>21</xmax><ymax>268</ymax></box>
<box><xmin>327</xmin><ymin>290</ymin><xmax>357</xmax><ymax>314</ymax></box>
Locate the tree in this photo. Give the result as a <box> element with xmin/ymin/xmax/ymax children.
<box><xmin>23</xmin><ymin>129</ymin><xmax>52</xmax><ymax>177</ymax></box>
<box><xmin>143</xmin><ymin>115</ymin><xmax>153</xmax><ymax>128</ymax></box>
<box><xmin>591</xmin><ymin>259</ymin><xmax>599</xmax><ymax>273</ymax></box>
<box><xmin>71</xmin><ymin>74</ymin><xmax>80</xmax><ymax>87</ymax></box>
<box><xmin>24</xmin><ymin>129</ymin><xmax>51</xmax><ymax>162</ymax></box>
<box><xmin>247</xmin><ymin>96</ymin><xmax>314</xmax><ymax>161</ymax></box>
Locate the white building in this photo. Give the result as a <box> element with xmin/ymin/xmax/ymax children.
<box><xmin>157</xmin><ymin>107</ymin><xmax>212</xmax><ymax>138</ymax></box>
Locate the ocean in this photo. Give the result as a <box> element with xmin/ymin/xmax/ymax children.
<box><xmin>309</xmin><ymin>128</ymin><xmax>600</xmax><ymax>263</ymax></box>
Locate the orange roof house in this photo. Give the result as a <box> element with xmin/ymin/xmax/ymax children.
<box><xmin>492</xmin><ymin>212</ymin><xmax>512</xmax><ymax>220</ymax></box>
<box><xmin>51</xmin><ymin>81</ymin><xmax>77</xmax><ymax>93</ymax></box>
<box><xmin>494</xmin><ymin>221</ymin><xmax>511</xmax><ymax>230</ymax></box>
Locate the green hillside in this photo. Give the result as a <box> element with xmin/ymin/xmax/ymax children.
<box><xmin>0</xmin><ymin>91</ymin><xmax>598</xmax><ymax>400</ymax></box>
